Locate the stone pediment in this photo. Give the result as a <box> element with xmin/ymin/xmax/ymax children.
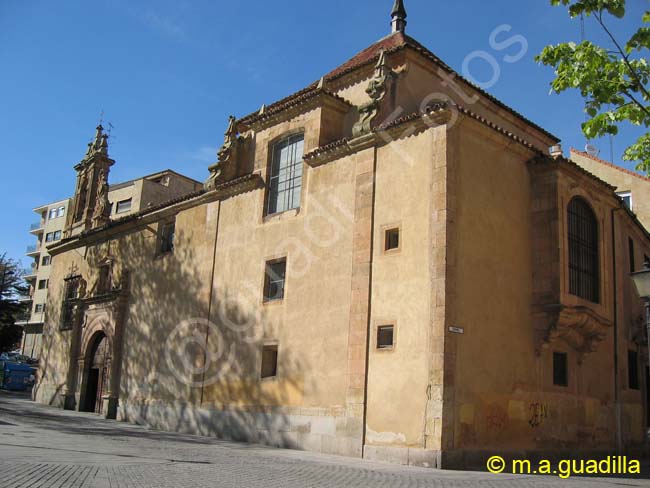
<box><xmin>543</xmin><ymin>304</ymin><xmax>613</xmax><ymax>361</ymax></box>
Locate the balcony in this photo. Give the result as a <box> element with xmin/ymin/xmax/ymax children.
<box><xmin>29</xmin><ymin>221</ymin><xmax>44</xmax><ymax>234</ymax></box>
<box><xmin>14</xmin><ymin>311</ymin><xmax>31</xmax><ymax>325</ymax></box>
<box><xmin>23</xmin><ymin>267</ymin><xmax>37</xmax><ymax>281</ymax></box>
<box><xmin>26</xmin><ymin>245</ymin><xmax>40</xmax><ymax>257</ymax></box>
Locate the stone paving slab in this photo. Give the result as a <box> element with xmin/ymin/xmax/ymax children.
<box><xmin>0</xmin><ymin>391</ymin><xmax>648</xmax><ymax>488</ymax></box>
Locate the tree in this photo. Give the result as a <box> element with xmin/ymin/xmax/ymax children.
<box><xmin>537</xmin><ymin>0</ymin><xmax>650</xmax><ymax>173</ymax></box>
<box><xmin>0</xmin><ymin>254</ymin><xmax>29</xmax><ymax>353</ymax></box>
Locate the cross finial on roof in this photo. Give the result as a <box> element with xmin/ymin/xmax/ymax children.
<box><xmin>391</xmin><ymin>0</ymin><xmax>407</xmax><ymax>34</ymax></box>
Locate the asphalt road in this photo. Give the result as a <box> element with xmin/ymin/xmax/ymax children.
<box><xmin>0</xmin><ymin>391</ymin><xmax>647</xmax><ymax>487</ymax></box>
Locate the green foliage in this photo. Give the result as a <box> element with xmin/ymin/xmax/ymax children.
<box><xmin>0</xmin><ymin>254</ymin><xmax>29</xmax><ymax>353</ymax></box>
<box><xmin>537</xmin><ymin>0</ymin><xmax>650</xmax><ymax>173</ymax></box>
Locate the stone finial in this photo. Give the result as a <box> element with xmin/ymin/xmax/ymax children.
<box><xmin>391</xmin><ymin>0</ymin><xmax>407</xmax><ymax>33</ymax></box>
<box><xmin>352</xmin><ymin>50</ymin><xmax>392</xmax><ymax>138</ymax></box>
<box><xmin>204</xmin><ymin>115</ymin><xmax>240</xmax><ymax>191</ymax></box>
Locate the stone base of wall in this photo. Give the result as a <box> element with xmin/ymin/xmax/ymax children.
<box><xmin>363</xmin><ymin>445</ymin><xmax>442</xmax><ymax>468</ymax></box>
<box><xmin>119</xmin><ymin>400</ymin><xmax>362</xmax><ymax>459</ymax></box>
<box><xmin>33</xmin><ymin>385</ymin><xmax>66</xmax><ymax>409</ymax></box>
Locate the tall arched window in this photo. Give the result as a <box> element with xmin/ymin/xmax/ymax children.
<box><xmin>266</xmin><ymin>134</ymin><xmax>304</xmax><ymax>215</ymax></box>
<box><xmin>568</xmin><ymin>197</ymin><xmax>600</xmax><ymax>303</ymax></box>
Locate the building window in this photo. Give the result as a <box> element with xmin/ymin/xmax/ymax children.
<box><xmin>34</xmin><ymin>304</ymin><xmax>45</xmax><ymax>313</ymax></box>
<box><xmin>377</xmin><ymin>325</ymin><xmax>395</xmax><ymax>349</ymax></box>
<box><xmin>261</xmin><ymin>345</ymin><xmax>278</xmax><ymax>379</ymax></box>
<box><xmin>263</xmin><ymin>259</ymin><xmax>286</xmax><ymax>303</ymax></box>
<box><xmin>384</xmin><ymin>228</ymin><xmax>400</xmax><ymax>252</ymax></box>
<box><xmin>45</xmin><ymin>231</ymin><xmax>61</xmax><ymax>243</ymax></box>
<box><xmin>629</xmin><ymin>350</ymin><xmax>640</xmax><ymax>390</ymax></box>
<box><xmin>41</xmin><ymin>256</ymin><xmax>51</xmax><ymax>266</ymax></box>
<box><xmin>629</xmin><ymin>238</ymin><xmax>636</xmax><ymax>273</ymax></box>
<box><xmin>116</xmin><ymin>198</ymin><xmax>132</xmax><ymax>214</ymax></box>
<box><xmin>49</xmin><ymin>206</ymin><xmax>65</xmax><ymax>219</ymax></box>
<box><xmin>61</xmin><ymin>276</ymin><xmax>81</xmax><ymax>330</ymax></box>
<box><xmin>568</xmin><ymin>197</ymin><xmax>600</xmax><ymax>303</ymax></box>
<box><xmin>553</xmin><ymin>352</ymin><xmax>568</xmax><ymax>387</ymax></box>
<box><xmin>266</xmin><ymin>134</ymin><xmax>304</xmax><ymax>215</ymax></box>
<box><xmin>617</xmin><ymin>191</ymin><xmax>632</xmax><ymax>210</ymax></box>
<box><xmin>37</xmin><ymin>279</ymin><xmax>48</xmax><ymax>290</ymax></box>
<box><xmin>158</xmin><ymin>221</ymin><xmax>176</xmax><ymax>255</ymax></box>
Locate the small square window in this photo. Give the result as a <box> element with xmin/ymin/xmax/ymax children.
<box><xmin>116</xmin><ymin>198</ymin><xmax>132</xmax><ymax>214</ymax></box>
<box><xmin>553</xmin><ymin>352</ymin><xmax>568</xmax><ymax>387</ymax></box>
<box><xmin>34</xmin><ymin>304</ymin><xmax>46</xmax><ymax>313</ymax></box>
<box><xmin>159</xmin><ymin>221</ymin><xmax>175</xmax><ymax>255</ymax></box>
<box><xmin>377</xmin><ymin>325</ymin><xmax>395</xmax><ymax>349</ymax></box>
<box><xmin>57</xmin><ymin>206</ymin><xmax>65</xmax><ymax>218</ymax></box>
<box><xmin>49</xmin><ymin>208</ymin><xmax>57</xmax><ymax>220</ymax></box>
<box><xmin>385</xmin><ymin>228</ymin><xmax>400</xmax><ymax>252</ymax></box>
<box><xmin>41</xmin><ymin>256</ymin><xmax>51</xmax><ymax>266</ymax></box>
<box><xmin>37</xmin><ymin>279</ymin><xmax>48</xmax><ymax>290</ymax></box>
<box><xmin>263</xmin><ymin>259</ymin><xmax>286</xmax><ymax>302</ymax></box>
<box><xmin>261</xmin><ymin>345</ymin><xmax>278</xmax><ymax>379</ymax></box>
<box><xmin>628</xmin><ymin>350</ymin><xmax>640</xmax><ymax>390</ymax></box>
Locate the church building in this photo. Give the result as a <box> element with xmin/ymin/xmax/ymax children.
<box><xmin>35</xmin><ymin>1</ymin><xmax>650</xmax><ymax>468</ymax></box>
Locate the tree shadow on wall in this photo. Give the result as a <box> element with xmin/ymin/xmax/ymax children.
<box><xmin>107</xmin><ymin>225</ymin><xmax>313</xmax><ymax>450</ymax></box>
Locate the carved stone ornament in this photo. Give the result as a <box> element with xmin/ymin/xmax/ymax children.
<box><xmin>92</xmin><ymin>169</ymin><xmax>111</xmax><ymax>227</ymax></box>
<box><xmin>352</xmin><ymin>50</ymin><xmax>392</xmax><ymax>138</ymax></box>
<box><xmin>205</xmin><ymin>115</ymin><xmax>239</xmax><ymax>191</ymax></box>
<box><xmin>543</xmin><ymin>305</ymin><xmax>613</xmax><ymax>362</ymax></box>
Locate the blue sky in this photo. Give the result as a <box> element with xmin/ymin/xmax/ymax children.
<box><xmin>1</xmin><ymin>0</ymin><xmax>648</xmax><ymax>266</ymax></box>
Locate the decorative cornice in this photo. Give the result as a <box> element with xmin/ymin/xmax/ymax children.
<box><xmin>239</xmin><ymin>89</ymin><xmax>352</xmax><ymax>131</ymax></box>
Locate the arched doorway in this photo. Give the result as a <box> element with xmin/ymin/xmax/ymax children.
<box><xmin>82</xmin><ymin>332</ymin><xmax>109</xmax><ymax>414</ymax></box>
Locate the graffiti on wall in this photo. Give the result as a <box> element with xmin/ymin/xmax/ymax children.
<box><xmin>528</xmin><ymin>402</ymin><xmax>549</xmax><ymax>428</ymax></box>
<box><xmin>485</xmin><ymin>404</ymin><xmax>508</xmax><ymax>431</ymax></box>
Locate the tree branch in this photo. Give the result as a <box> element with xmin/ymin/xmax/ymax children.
<box><xmin>595</xmin><ymin>11</ymin><xmax>650</xmax><ymax>103</ymax></box>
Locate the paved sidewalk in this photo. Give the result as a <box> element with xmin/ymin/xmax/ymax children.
<box><xmin>0</xmin><ymin>391</ymin><xmax>647</xmax><ymax>487</ymax></box>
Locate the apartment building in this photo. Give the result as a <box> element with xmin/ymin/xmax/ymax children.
<box><xmin>21</xmin><ymin>164</ymin><xmax>201</xmax><ymax>358</ymax></box>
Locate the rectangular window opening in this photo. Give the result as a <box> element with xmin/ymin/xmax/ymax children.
<box><xmin>385</xmin><ymin>228</ymin><xmax>400</xmax><ymax>252</ymax></box>
<box><xmin>42</xmin><ymin>256</ymin><xmax>51</xmax><ymax>266</ymax></box>
<box><xmin>116</xmin><ymin>198</ymin><xmax>132</xmax><ymax>214</ymax></box>
<box><xmin>553</xmin><ymin>352</ymin><xmax>568</xmax><ymax>387</ymax></box>
<box><xmin>377</xmin><ymin>325</ymin><xmax>395</xmax><ymax>349</ymax></box>
<box><xmin>261</xmin><ymin>345</ymin><xmax>278</xmax><ymax>379</ymax></box>
<box><xmin>263</xmin><ymin>259</ymin><xmax>286</xmax><ymax>302</ymax></box>
<box><xmin>266</xmin><ymin>134</ymin><xmax>304</xmax><ymax>215</ymax></box>
<box><xmin>159</xmin><ymin>221</ymin><xmax>176</xmax><ymax>255</ymax></box>
<box><xmin>629</xmin><ymin>238</ymin><xmax>636</xmax><ymax>273</ymax></box>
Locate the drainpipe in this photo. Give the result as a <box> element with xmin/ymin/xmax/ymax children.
<box><xmin>612</xmin><ymin>207</ymin><xmax>623</xmax><ymax>452</ymax></box>
<box><xmin>361</xmin><ymin>145</ymin><xmax>378</xmax><ymax>457</ymax></box>
<box><xmin>200</xmin><ymin>200</ymin><xmax>222</xmax><ymax>405</ymax></box>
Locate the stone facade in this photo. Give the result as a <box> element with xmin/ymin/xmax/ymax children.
<box><xmin>34</xmin><ymin>14</ymin><xmax>650</xmax><ymax>470</ymax></box>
